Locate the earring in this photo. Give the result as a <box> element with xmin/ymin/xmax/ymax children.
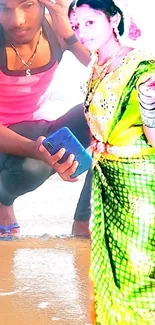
<box><xmin>114</xmin><ymin>25</ymin><xmax>120</xmax><ymax>42</ymax></box>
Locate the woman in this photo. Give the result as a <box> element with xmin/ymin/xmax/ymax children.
<box><xmin>69</xmin><ymin>0</ymin><xmax>155</xmax><ymax>324</ymax></box>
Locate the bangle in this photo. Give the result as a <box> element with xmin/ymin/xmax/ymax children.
<box><xmin>140</xmin><ymin>106</ymin><xmax>155</xmax><ymax>128</ymax></box>
<box><xmin>63</xmin><ymin>34</ymin><xmax>78</xmax><ymax>46</ymax></box>
<box><xmin>138</xmin><ymin>91</ymin><xmax>155</xmax><ymax>128</ymax></box>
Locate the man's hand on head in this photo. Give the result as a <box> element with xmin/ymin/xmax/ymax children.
<box><xmin>39</xmin><ymin>0</ymin><xmax>73</xmax><ymax>37</ymax></box>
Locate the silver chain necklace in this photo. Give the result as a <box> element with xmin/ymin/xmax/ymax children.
<box><xmin>5</xmin><ymin>29</ymin><xmax>42</xmax><ymax>77</ymax></box>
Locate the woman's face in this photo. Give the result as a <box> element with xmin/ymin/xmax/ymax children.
<box><xmin>69</xmin><ymin>5</ymin><xmax>114</xmax><ymax>51</ymax></box>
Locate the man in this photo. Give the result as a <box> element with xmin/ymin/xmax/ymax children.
<box><xmin>0</xmin><ymin>0</ymin><xmax>91</xmax><ymax>238</ymax></box>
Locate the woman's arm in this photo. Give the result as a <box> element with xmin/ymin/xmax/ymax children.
<box><xmin>138</xmin><ymin>77</ymin><xmax>155</xmax><ymax>147</ymax></box>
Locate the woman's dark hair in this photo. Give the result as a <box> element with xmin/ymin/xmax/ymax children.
<box><xmin>68</xmin><ymin>0</ymin><xmax>124</xmax><ymax>36</ymax></box>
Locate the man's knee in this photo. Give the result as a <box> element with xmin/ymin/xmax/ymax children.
<box><xmin>0</xmin><ymin>156</ymin><xmax>53</xmax><ymax>205</ymax></box>
<box><xmin>22</xmin><ymin>158</ymin><xmax>53</xmax><ymax>186</ymax></box>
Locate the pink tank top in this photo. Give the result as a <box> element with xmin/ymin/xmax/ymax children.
<box><xmin>0</xmin><ymin>19</ymin><xmax>62</xmax><ymax>126</ymax></box>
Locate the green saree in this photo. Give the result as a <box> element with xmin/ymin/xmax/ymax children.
<box><xmin>86</xmin><ymin>50</ymin><xmax>155</xmax><ymax>325</ymax></box>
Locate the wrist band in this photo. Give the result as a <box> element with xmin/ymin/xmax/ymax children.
<box><xmin>63</xmin><ymin>34</ymin><xmax>78</xmax><ymax>46</ymax></box>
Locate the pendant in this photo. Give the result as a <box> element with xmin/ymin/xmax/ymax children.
<box><xmin>26</xmin><ymin>69</ymin><xmax>31</xmax><ymax>77</ymax></box>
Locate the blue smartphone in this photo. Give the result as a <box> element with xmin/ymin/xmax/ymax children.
<box><xmin>42</xmin><ymin>127</ymin><xmax>92</xmax><ymax>178</ymax></box>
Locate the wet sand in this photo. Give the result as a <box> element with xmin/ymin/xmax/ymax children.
<box><xmin>0</xmin><ymin>174</ymin><xmax>91</xmax><ymax>325</ymax></box>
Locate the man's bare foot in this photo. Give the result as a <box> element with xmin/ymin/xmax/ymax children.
<box><xmin>72</xmin><ymin>220</ymin><xmax>90</xmax><ymax>237</ymax></box>
<box><xmin>0</xmin><ymin>204</ymin><xmax>20</xmax><ymax>238</ymax></box>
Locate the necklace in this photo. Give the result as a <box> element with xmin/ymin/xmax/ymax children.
<box><xmin>84</xmin><ymin>46</ymin><xmax>125</xmax><ymax>111</ymax></box>
<box><xmin>5</xmin><ymin>29</ymin><xmax>42</xmax><ymax>77</ymax></box>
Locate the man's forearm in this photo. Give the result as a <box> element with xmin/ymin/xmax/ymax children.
<box><xmin>64</xmin><ymin>38</ymin><xmax>91</xmax><ymax>66</ymax></box>
<box><xmin>0</xmin><ymin>124</ymin><xmax>37</xmax><ymax>158</ymax></box>
<box><xmin>45</xmin><ymin>13</ymin><xmax>91</xmax><ymax>66</ymax></box>
<box><xmin>62</xmin><ymin>25</ymin><xmax>91</xmax><ymax>66</ymax></box>
<box><xmin>54</xmin><ymin>17</ymin><xmax>91</xmax><ymax>66</ymax></box>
